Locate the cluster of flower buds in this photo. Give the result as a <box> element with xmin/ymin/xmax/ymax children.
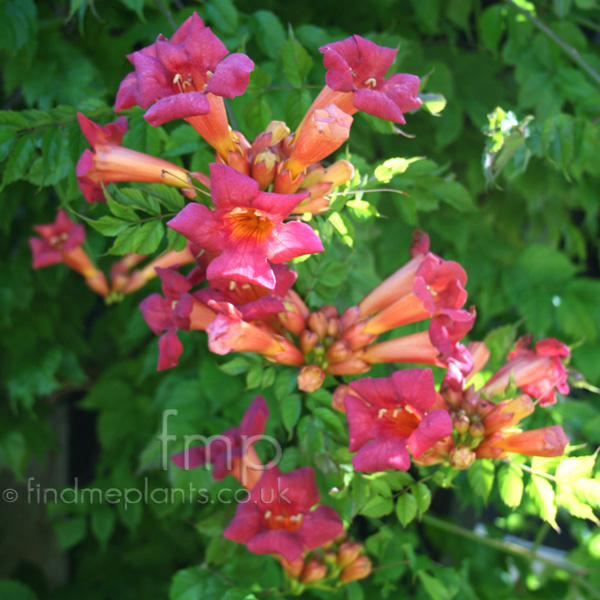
<box><xmin>278</xmin><ymin>534</ymin><xmax>372</xmax><ymax>591</ymax></box>
<box><xmin>409</xmin><ymin>337</ymin><xmax>570</xmax><ymax>469</ymax></box>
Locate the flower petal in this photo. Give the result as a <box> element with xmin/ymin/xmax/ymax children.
<box><xmin>207</xmin><ymin>53</ymin><xmax>255</xmax><ymax>98</ymax></box>
<box><xmin>144</xmin><ymin>92</ymin><xmax>211</xmax><ymax>126</ymax></box>
<box><xmin>353</xmin><ymin>88</ymin><xmax>406</xmax><ymax>123</ymax></box>
<box><xmin>299</xmin><ymin>505</ymin><xmax>344</xmax><ymax>550</ymax></box>
<box><xmin>247</xmin><ymin>529</ymin><xmax>305</xmax><ymax>562</ymax></box>
<box><xmin>406</xmin><ymin>409</ymin><xmax>452</xmax><ymax>458</ymax></box>
<box><xmin>157</xmin><ymin>329</ymin><xmax>184</xmax><ymax>370</ymax></box>
<box><xmin>352</xmin><ymin>436</ymin><xmax>411</xmax><ymax>472</ymax></box>
<box><xmin>265</xmin><ymin>221</ymin><xmax>323</xmax><ymax>264</ymax></box>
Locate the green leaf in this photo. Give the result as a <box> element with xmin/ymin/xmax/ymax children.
<box><xmin>147</xmin><ymin>183</ymin><xmax>186</xmax><ymax>211</ymax></box>
<box><xmin>468</xmin><ymin>459</ymin><xmax>495</xmax><ymax>502</ymax></box>
<box><xmin>497</xmin><ymin>463</ymin><xmax>524</xmax><ymax>508</ymax></box>
<box><xmin>528</xmin><ymin>475</ymin><xmax>558</xmax><ymax>530</ymax></box>
<box><xmin>205</xmin><ymin>0</ymin><xmax>239</xmax><ymax>34</ymax></box>
<box><xmin>282</xmin><ymin>34</ymin><xmax>313</xmax><ymax>88</ymax></box>
<box><xmin>420</xmin><ymin>93</ymin><xmax>447</xmax><ymax>116</ymax></box>
<box><xmin>246</xmin><ymin>364</ymin><xmax>263</xmax><ymax>389</ymax></box>
<box><xmin>91</xmin><ymin>504</ymin><xmax>116</xmax><ymax>547</ymax></box>
<box><xmin>251</xmin><ymin>11</ymin><xmax>286</xmax><ymax>60</ymax></box>
<box><xmin>118</xmin><ymin>0</ymin><xmax>145</xmax><ymax>21</ymax></box>
<box><xmin>556</xmin><ymin>485</ymin><xmax>599</xmax><ymax>524</ymax></box>
<box><xmin>88</xmin><ymin>216</ymin><xmax>132</xmax><ymax>236</ymax></box>
<box><xmin>132</xmin><ymin>221</ymin><xmax>164</xmax><ymax>254</ymax></box>
<box><xmin>0</xmin><ymin>0</ymin><xmax>37</xmax><ymax>54</ymax></box>
<box><xmin>281</xmin><ymin>393</ymin><xmax>302</xmax><ymax>436</ymax></box>
<box><xmin>0</xmin><ymin>126</ymin><xmax>18</xmax><ymax>162</ymax></box>
<box><xmin>429</xmin><ymin>181</ymin><xmax>474</xmax><ymax>212</ymax></box>
<box><xmin>54</xmin><ymin>517</ymin><xmax>87</xmax><ymax>550</ymax></box>
<box><xmin>417</xmin><ymin>570</ymin><xmax>452</xmax><ymax>600</ymax></box>
<box><xmin>412</xmin><ymin>482</ymin><xmax>432</xmax><ymax>517</ymax></box>
<box><xmin>2</xmin><ymin>135</ymin><xmax>35</xmax><ymax>187</ymax></box>
<box><xmin>374</xmin><ymin>157</ymin><xmax>412</xmax><ymax>183</ymax></box>
<box><xmin>107</xmin><ymin>225</ymin><xmax>139</xmax><ymax>255</ymax></box>
<box><xmin>572</xmin><ymin>478</ymin><xmax>600</xmax><ymax>508</ymax></box>
<box><xmin>396</xmin><ymin>492</ymin><xmax>418</xmax><ymax>527</ymax></box>
<box><xmin>219</xmin><ymin>357</ymin><xmax>251</xmax><ymax>376</ymax></box>
<box><xmin>117</xmin><ymin>187</ymin><xmax>161</xmax><ymax>215</ymax></box>
<box><xmin>479</xmin><ymin>5</ymin><xmax>506</xmax><ymax>53</ymax></box>
<box><xmin>541</xmin><ymin>114</ymin><xmax>574</xmax><ymax>174</ymax></box>
<box><xmin>107</xmin><ymin>196</ymin><xmax>140</xmax><ymax>222</ymax></box>
<box><xmin>553</xmin><ymin>0</ymin><xmax>572</xmax><ymax>18</ymax></box>
<box><xmin>169</xmin><ymin>568</ymin><xmax>228</xmax><ymax>600</ymax></box>
<box><xmin>360</xmin><ymin>495</ymin><xmax>394</xmax><ymax>518</ymax></box>
<box><xmin>41</xmin><ymin>127</ymin><xmax>63</xmax><ymax>183</ymax></box>
<box><xmin>555</xmin><ymin>456</ymin><xmax>596</xmax><ymax>483</ymax></box>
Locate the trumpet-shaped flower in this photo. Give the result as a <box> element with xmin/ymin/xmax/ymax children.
<box><xmin>172</xmin><ymin>395</ymin><xmax>269</xmax><ymax>489</ymax></box>
<box><xmin>481</xmin><ymin>336</ymin><xmax>570</xmax><ymax>406</ymax></box>
<box><xmin>223</xmin><ymin>466</ymin><xmax>344</xmax><ymax>561</ymax></box>
<box><xmin>318</xmin><ymin>35</ymin><xmax>422</xmax><ymax>123</ymax></box>
<box><xmin>168</xmin><ymin>164</ymin><xmax>323</xmax><ymax>290</ymax></box>
<box><xmin>76</xmin><ymin>114</ymin><xmax>194</xmax><ymax>203</ymax></box>
<box><xmin>115</xmin><ymin>12</ymin><xmax>253</xmax><ymax>126</ymax></box>
<box><xmin>343</xmin><ymin>369</ymin><xmax>452</xmax><ymax>472</ymax></box>
<box><xmin>29</xmin><ymin>210</ymin><xmax>109</xmax><ymax>296</ymax></box>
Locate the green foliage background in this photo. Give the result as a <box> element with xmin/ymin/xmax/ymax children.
<box><xmin>0</xmin><ymin>0</ymin><xmax>599</xmax><ymax>599</ymax></box>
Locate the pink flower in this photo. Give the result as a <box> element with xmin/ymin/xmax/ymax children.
<box><xmin>76</xmin><ymin>114</ymin><xmax>194</xmax><ymax>203</ymax></box>
<box><xmin>139</xmin><ymin>267</ymin><xmax>215</xmax><ymax>370</ymax></box>
<box><xmin>168</xmin><ymin>164</ymin><xmax>323</xmax><ymax>290</ymax></box>
<box><xmin>29</xmin><ymin>209</ymin><xmax>86</xmax><ymax>269</ymax></box>
<box><xmin>481</xmin><ymin>335</ymin><xmax>570</xmax><ymax>406</ymax></box>
<box><xmin>115</xmin><ymin>12</ymin><xmax>253</xmax><ymax>126</ymax></box>
<box><xmin>319</xmin><ymin>35</ymin><xmax>422</xmax><ymax>123</ymax></box>
<box><xmin>172</xmin><ymin>395</ymin><xmax>269</xmax><ymax>489</ymax></box>
<box><xmin>223</xmin><ymin>466</ymin><xmax>344</xmax><ymax>561</ymax></box>
<box><xmin>343</xmin><ymin>369</ymin><xmax>452</xmax><ymax>472</ymax></box>
<box><xmin>29</xmin><ymin>210</ymin><xmax>109</xmax><ymax>296</ymax></box>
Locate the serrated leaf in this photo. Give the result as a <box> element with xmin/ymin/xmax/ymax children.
<box><xmin>107</xmin><ymin>225</ymin><xmax>139</xmax><ymax>255</ymax></box>
<box><xmin>246</xmin><ymin>364</ymin><xmax>263</xmax><ymax>389</ymax></box>
<box><xmin>468</xmin><ymin>459</ymin><xmax>495</xmax><ymax>501</ymax></box>
<box><xmin>557</xmin><ymin>485</ymin><xmax>599</xmax><ymax>523</ymax></box>
<box><xmin>41</xmin><ymin>127</ymin><xmax>63</xmax><ymax>183</ymax></box>
<box><xmin>374</xmin><ymin>157</ymin><xmax>412</xmax><ymax>183</ymax></box>
<box><xmin>541</xmin><ymin>114</ymin><xmax>574</xmax><ymax>174</ymax></box>
<box><xmin>88</xmin><ymin>216</ymin><xmax>132</xmax><ymax>236</ymax></box>
<box><xmin>417</xmin><ymin>570</ymin><xmax>451</xmax><ymax>600</ymax></box>
<box><xmin>360</xmin><ymin>495</ymin><xmax>394</xmax><ymax>518</ymax></box>
<box><xmin>166</xmin><ymin>227</ymin><xmax>188</xmax><ymax>251</ymax></box>
<box><xmin>0</xmin><ymin>126</ymin><xmax>18</xmax><ymax>162</ymax></box>
<box><xmin>282</xmin><ymin>35</ymin><xmax>313</xmax><ymax>88</ymax></box>
<box><xmin>396</xmin><ymin>492</ymin><xmax>418</xmax><ymax>527</ymax></box>
<box><xmin>497</xmin><ymin>463</ymin><xmax>524</xmax><ymax>508</ymax></box>
<box><xmin>132</xmin><ymin>221</ymin><xmax>164</xmax><ymax>254</ymax></box>
<box><xmin>412</xmin><ymin>482</ymin><xmax>432</xmax><ymax>516</ymax></box>
<box><xmin>0</xmin><ymin>0</ymin><xmax>37</xmax><ymax>54</ymax></box>
<box><xmin>2</xmin><ymin>135</ymin><xmax>35</xmax><ymax>187</ymax></box>
<box><xmin>556</xmin><ymin>456</ymin><xmax>596</xmax><ymax>483</ymax></box>
<box><xmin>169</xmin><ymin>568</ymin><xmax>228</xmax><ymax>600</ymax></box>
<box><xmin>147</xmin><ymin>183</ymin><xmax>186</xmax><ymax>211</ymax></box>
<box><xmin>572</xmin><ymin>478</ymin><xmax>600</xmax><ymax>508</ymax></box>
<box><xmin>117</xmin><ymin>187</ymin><xmax>161</xmax><ymax>215</ymax></box>
<box><xmin>107</xmin><ymin>196</ymin><xmax>139</xmax><ymax>222</ymax></box>
<box><xmin>529</xmin><ymin>475</ymin><xmax>558</xmax><ymax>530</ymax></box>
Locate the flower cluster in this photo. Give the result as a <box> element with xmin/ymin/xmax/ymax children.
<box><xmin>30</xmin><ymin>11</ymin><xmax>575</xmax><ymax>588</ymax></box>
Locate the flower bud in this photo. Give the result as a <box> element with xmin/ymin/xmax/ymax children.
<box><xmin>300</xmin><ymin>560</ymin><xmax>327</xmax><ymax>584</ymax></box>
<box><xmin>326</xmin><ymin>339</ymin><xmax>351</xmax><ymax>363</ymax></box>
<box><xmin>279</xmin><ymin>301</ymin><xmax>307</xmax><ymax>336</ymax></box>
<box><xmin>298</xmin><ymin>365</ymin><xmax>326</xmax><ymax>393</ymax></box>
<box><xmin>300</xmin><ymin>330</ymin><xmax>319</xmax><ymax>355</ymax></box>
<box><xmin>308</xmin><ymin>311</ymin><xmax>327</xmax><ymax>339</ymax></box>
<box><xmin>322</xmin><ymin>305</ymin><xmax>338</xmax><ymax>319</ymax></box>
<box><xmin>279</xmin><ymin>557</ymin><xmax>304</xmax><ymax>579</ymax></box>
<box><xmin>453</xmin><ymin>414</ymin><xmax>470</xmax><ymax>434</ymax></box>
<box><xmin>252</xmin><ymin>150</ymin><xmax>278</xmax><ymax>190</ymax></box>
<box><xmin>323</xmin><ymin>550</ymin><xmax>338</xmax><ymax>564</ymax></box>
<box><xmin>332</xmin><ymin>384</ymin><xmax>353</xmax><ymax>413</ymax></box>
<box><xmin>273</xmin><ymin>167</ymin><xmax>304</xmax><ymax>194</ymax></box>
<box><xmin>337</xmin><ymin>542</ymin><xmax>363</xmax><ymax>569</ymax></box>
<box><xmin>469</xmin><ymin>421</ymin><xmax>485</xmax><ymax>438</ymax></box>
<box><xmin>449</xmin><ymin>445</ymin><xmax>476</xmax><ymax>469</ymax></box>
<box><xmin>327</xmin><ymin>317</ymin><xmax>340</xmax><ymax>337</ymax></box>
<box><xmin>339</xmin><ymin>555</ymin><xmax>372</xmax><ymax>584</ymax></box>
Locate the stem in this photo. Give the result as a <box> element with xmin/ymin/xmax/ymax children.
<box><xmin>328</xmin><ymin>187</ymin><xmax>408</xmax><ymax>197</ymax></box>
<box><xmin>422</xmin><ymin>514</ymin><xmax>589</xmax><ymax>577</ymax></box>
<box><xmin>510</xmin><ymin>461</ymin><xmax>556</xmax><ymax>482</ymax></box>
<box><xmin>505</xmin><ymin>0</ymin><xmax>600</xmax><ymax>87</ymax></box>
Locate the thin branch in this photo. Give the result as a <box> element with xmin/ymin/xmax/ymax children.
<box><xmin>422</xmin><ymin>514</ymin><xmax>590</xmax><ymax>578</ymax></box>
<box><xmin>505</xmin><ymin>0</ymin><xmax>600</xmax><ymax>87</ymax></box>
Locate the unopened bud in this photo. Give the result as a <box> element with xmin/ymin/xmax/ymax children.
<box><xmin>327</xmin><ymin>318</ymin><xmax>340</xmax><ymax>337</ymax></box>
<box><xmin>323</xmin><ymin>550</ymin><xmax>338</xmax><ymax>564</ymax></box>
<box><xmin>334</xmin><ymin>531</ymin><xmax>348</xmax><ymax>545</ymax></box>
<box><xmin>300</xmin><ymin>330</ymin><xmax>319</xmax><ymax>354</ymax></box>
<box><xmin>449</xmin><ymin>445</ymin><xmax>476</xmax><ymax>470</ymax></box>
<box><xmin>339</xmin><ymin>555</ymin><xmax>372</xmax><ymax>584</ymax></box>
<box><xmin>279</xmin><ymin>301</ymin><xmax>306</xmax><ymax>336</ymax></box>
<box><xmin>300</xmin><ymin>560</ymin><xmax>327</xmax><ymax>584</ymax></box>
<box><xmin>252</xmin><ymin>150</ymin><xmax>278</xmax><ymax>190</ymax></box>
<box><xmin>321</xmin><ymin>305</ymin><xmax>337</xmax><ymax>319</ymax></box>
<box><xmin>469</xmin><ymin>422</ymin><xmax>485</xmax><ymax>438</ymax></box>
<box><xmin>326</xmin><ymin>339</ymin><xmax>351</xmax><ymax>363</ymax></box>
<box><xmin>308</xmin><ymin>311</ymin><xmax>327</xmax><ymax>339</ymax></box>
<box><xmin>298</xmin><ymin>365</ymin><xmax>326</xmax><ymax>393</ymax></box>
<box><xmin>279</xmin><ymin>557</ymin><xmax>304</xmax><ymax>579</ymax></box>
<box><xmin>454</xmin><ymin>414</ymin><xmax>470</xmax><ymax>434</ymax></box>
<box><xmin>337</xmin><ymin>542</ymin><xmax>363</xmax><ymax>569</ymax></box>
<box><xmin>332</xmin><ymin>384</ymin><xmax>351</xmax><ymax>413</ymax></box>
<box><xmin>339</xmin><ymin>305</ymin><xmax>362</xmax><ymax>329</ymax></box>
